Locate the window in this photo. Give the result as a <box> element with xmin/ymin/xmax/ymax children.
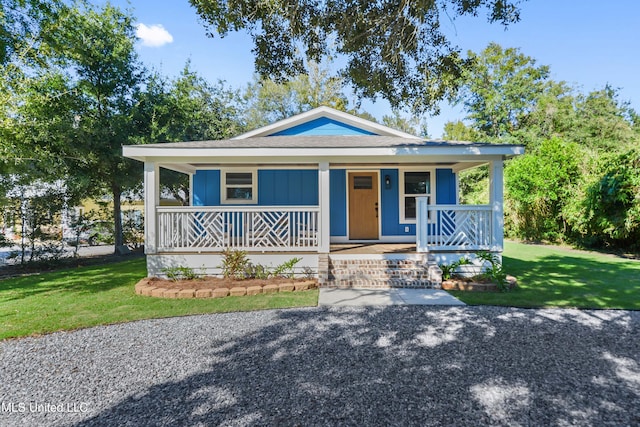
<box><xmin>353</xmin><ymin>176</ymin><xmax>373</xmax><ymax>189</ymax></box>
<box><xmin>221</xmin><ymin>170</ymin><xmax>257</xmax><ymax>204</ymax></box>
<box><xmin>399</xmin><ymin>170</ymin><xmax>433</xmax><ymax>222</ymax></box>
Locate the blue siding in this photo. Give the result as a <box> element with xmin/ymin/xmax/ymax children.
<box><xmin>270</xmin><ymin>117</ymin><xmax>376</xmax><ymax>136</ymax></box>
<box><xmin>379</xmin><ymin>168</ymin><xmax>457</xmax><ymax>237</ymax></box>
<box><xmin>330</xmin><ymin>169</ymin><xmax>347</xmax><ymax>236</ymax></box>
<box><xmin>192</xmin><ymin>167</ymin><xmax>458</xmax><ymax>240</ymax></box>
<box><xmin>436</xmin><ymin>169</ymin><xmax>456</xmax><ymax>204</ymax></box>
<box><xmin>258</xmin><ymin>170</ymin><xmax>318</xmax><ymax>205</ymax></box>
<box><xmin>192</xmin><ymin>170</ymin><xmax>220</xmax><ymax>206</ymax></box>
<box><xmin>381</xmin><ymin>169</ymin><xmax>409</xmax><ymax>236</ymax></box>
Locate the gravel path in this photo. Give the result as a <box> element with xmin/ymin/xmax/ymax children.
<box><xmin>1</xmin><ymin>306</ymin><xmax>639</xmax><ymax>426</ymax></box>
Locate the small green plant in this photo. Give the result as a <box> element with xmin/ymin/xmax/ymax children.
<box><xmin>244</xmin><ymin>262</ymin><xmax>271</xmax><ymax>279</ymax></box>
<box><xmin>302</xmin><ymin>266</ymin><xmax>315</xmax><ymax>280</ymax></box>
<box><xmin>439</xmin><ymin>257</ymin><xmax>472</xmax><ymax>280</ymax></box>
<box><xmin>220</xmin><ymin>248</ymin><xmax>249</xmax><ymax>279</ymax></box>
<box><xmin>161</xmin><ymin>266</ymin><xmax>200</xmax><ymax>281</ymax></box>
<box><xmin>476</xmin><ymin>251</ymin><xmax>509</xmax><ymax>291</ymax></box>
<box><xmin>273</xmin><ymin>257</ymin><xmax>302</xmax><ymax>279</ymax></box>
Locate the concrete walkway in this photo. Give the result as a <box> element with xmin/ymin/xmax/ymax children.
<box><xmin>318</xmin><ymin>288</ymin><xmax>466</xmax><ymax>306</ymax></box>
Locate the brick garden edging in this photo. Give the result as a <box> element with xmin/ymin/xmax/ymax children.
<box><xmin>441</xmin><ymin>275</ymin><xmax>518</xmax><ymax>292</ymax></box>
<box><xmin>134</xmin><ymin>278</ymin><xmax>318</xmax><ymax>299</ymax></box>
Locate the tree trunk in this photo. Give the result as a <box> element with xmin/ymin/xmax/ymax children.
<box><xmin>113</xmin><ymin>184</ymin><xmax>123</xmax><ymax>251</ymax></box>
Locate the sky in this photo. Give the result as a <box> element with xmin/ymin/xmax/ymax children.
<box><xmin>109</xmin><ymin>0</ymin><xmax>640</xmax><ymax>138</ymax></box>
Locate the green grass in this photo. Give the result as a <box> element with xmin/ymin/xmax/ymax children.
<box><xmin>0</xmin><ymin>258</ymin><xmax>318</xmax><ymax>340</ymax></box>
<box><xmin>451</xmin><ymin>241</ymin><xmax>640</xmax><ymax>309</ymax></box>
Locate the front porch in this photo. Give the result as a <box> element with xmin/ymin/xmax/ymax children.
<box><xmin>146</xmin><ymin>201</ymin><xmax>499</xmax><ymax>289</ymax></box>
<box><xmin>152</xmin><ymin>203</ymin><xmax>499</xmax><ymax>255</ymax></box>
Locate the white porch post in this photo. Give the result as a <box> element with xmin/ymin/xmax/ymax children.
<box><xmin>318</xmin><ymin>161</ymin><xmax>330</xmax><ymax>253</ymax></box>
<box><xmin>489</xmin><ymin>159</ymin><xmax>504</xmax><ymax>253</ymax></box>
<box><xmin>144</xmin><ymin>162</ymin><xmax>160</xmax><ymax>254</ymax></box>
<box><xmin>416</xmin><ymin>196</ymin><xmax>429</xmax><ymax>252</ymax></box>
<box><xmin>189</xmin><ymin>173</ymin><xmax>194</xmax><ymax>205</ymax></box>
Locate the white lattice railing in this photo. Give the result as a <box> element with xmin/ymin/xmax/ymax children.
<box><xmin>416</xmin><ymin>199</ymin><xmax>493</xmax><ymax>251</ymax></box>
<box><xmin>157</xmin><ymin>206</ymin><xmax>319</xmax><ymax>252</ymax></box>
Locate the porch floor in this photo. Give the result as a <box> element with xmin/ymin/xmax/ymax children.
<box><xmin>329</xmin><ymin>243</ymin><xmax>417</xmax><ymax>254</ymax></box>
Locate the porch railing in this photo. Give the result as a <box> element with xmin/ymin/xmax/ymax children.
<box><xmin>416</xmin><ymin>198</ymin><xmax>493</xmax><ymax>251</ymax></box>
<box><xmin>156</xmin><ymin>206</ymin><xmax>319</xmax><ymax>252</ymax></box>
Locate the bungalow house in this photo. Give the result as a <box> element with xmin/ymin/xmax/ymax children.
<box><xmin>122</xmin><ymin>107</ymin><xmax>523</xmax><ymax>287</ymax></box>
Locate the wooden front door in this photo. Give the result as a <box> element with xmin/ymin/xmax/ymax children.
<box><xmin>348</xmin><ymin>172</ymin><xmax>379</xmax><ymax>239</ymax></box>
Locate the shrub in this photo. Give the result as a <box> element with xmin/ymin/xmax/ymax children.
<box><xmin>162</xmin><ymin>266</ymin><xmax>201</xmax><ymax>281</ymax></box>
<box><xmin>439</xmin><ymin>257</ymin><xmax>472</xmax><ymax>280</ymax></box>
<box><xmin>219</xmin><ymin>248</ymin><xmax>249</xmax><ymax>279</ymax></box>
<box><xmin>476</xmin><ymin>251</ymin><xmax>509</xmax><ymax>291</ymax></box>
<box><xmin>244</xmin><ymin>262</ymin><xmax>271</xmax><ymax>279</ymax></box>
<box><xmin>273</xmin><ymin>257</ymin><xmax>302</xmax><ymax>279</ymax></box>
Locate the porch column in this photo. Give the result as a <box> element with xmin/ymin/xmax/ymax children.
<box><xmin>489</xmin><ymin>159</ymin><xmax>504</xmax><ymax>253</ymax></box>
<box><xmin>144</xmin><ymin>161</ymin><xmax>160</xmax><ymax>254</ymax></box>
<box><xmin>318</xmin><ymin>161</ymin><xmax>330</xmax><ymax>253</ymax></box>
<box><xmin>416</xmin><ymin>196</ymin><xmax>429</xmax><ymax>252</ymax></box>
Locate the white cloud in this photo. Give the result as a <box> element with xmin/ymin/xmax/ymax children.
<box><xmin>136</xmin><ymin>23</ymin><xmax>173</xmax><ymax>48</ymax></box>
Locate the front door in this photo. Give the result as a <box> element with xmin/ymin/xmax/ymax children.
<box><xmin>348</xmin><ymin>172</ymin><xmax>379</xmax><ymax>239</ymax></box>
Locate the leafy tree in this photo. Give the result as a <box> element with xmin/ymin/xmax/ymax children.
<box><xmin>577</xmin><ymin>149</ymin><xmax>640</xmax><ymax>249</ymax></box>
<box><xmin>133</xmin><ymin>64</ymin><xmax>245</xmax><ymax>204</ymax></box>
<box><xmin>39</xmin><ymin>2</ymin><xmax>145</xmax><ymax>250</ymax></box>
<box><xmin>0</xmin><ymin>0</ymin><xmax>63</xmax><ymax>66</ymax></box>
<box><xmin>457</xmin><ymin>42</ymin><xmax>550</xmax><ymax>139</ymax></box>
<box><xmin>381</xmin><ymin>111</ymin><xmax>427</xmax><ymax>137</ymax></box>
<box><xmin>189</xmin><ymin>0</ymin><xmax>523</xmax><ymax>113</ymax></box>
<box><xmin>442</xmin><ymin>120</ymin><xmax>480</xmax><ymax>142</ymax></box>
<box><xmin>505</xmin><ymin>138</ymin><xmax>584</xmax><ymax>241</ymax></box>
<box><xmin>243</xmin><ymin>60</ymin><xmax>348</xmax><ymax>128</ymax></box>
<box><xmin>135</xmin><ymin>63</ymin><xmax>244</xmax><ymax>144</ymax></box>
<box><xmin>571</xmin><ymin>86</ymin><xmax>638</xmax><ymax>151</ymax></box>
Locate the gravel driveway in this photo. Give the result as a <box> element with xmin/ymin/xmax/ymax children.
<box><xmin>1</xmin><ymin>306</ymin><xmax>638</xmax><ymax>426</ymax></box>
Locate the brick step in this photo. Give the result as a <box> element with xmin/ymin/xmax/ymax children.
<box><xmin>323</xmin><ymin>278</ymin><xmax>433</xmax><ymax>289</ymax></box>
<box><xmin>330</xmin><ymin>267</ymin><xmax>431</xmax><ymax>275</ymax></box>
<box><xmin>319</xmin><ymin>255</ymin><xmax>443</xmax><ymax>289</ymax></box>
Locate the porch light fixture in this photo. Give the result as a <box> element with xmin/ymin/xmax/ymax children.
<box><xmin>385</xmin><ymin>175</ymin><xmax>391</xmax><ymax>189</ymax></box>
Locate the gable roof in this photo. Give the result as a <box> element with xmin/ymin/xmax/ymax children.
<box><xmin>233</xmin><ymin>106</ymin><xmax>421</xmax><ymax>140</ymax></box>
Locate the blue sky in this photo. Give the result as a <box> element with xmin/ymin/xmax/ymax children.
<box><xmin>111</xmin><ymin>0</ymin><xmax>640</xmax><ymax>138</ymax></box>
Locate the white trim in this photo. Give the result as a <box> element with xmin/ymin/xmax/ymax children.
<box><xmin>398</xmin><ymin>167</ymin><xmax>436</xmax><ymax>224</ymax></box>
<box><xmin>220</xmin><ymin>169</ymin><xmax>258</xmax><ymax>205</ymax></box>
<box><xmin>233</xmin><ymin>106</ymin><xmax>421</xmax><ymax>140</ymax></box>
<box><xmin>455</xmin><ymin>172</ymin><xmax>460</xmax><ymax>205</ymax></box>
<box><xmin>193</xmin><ymin>164</ymin><xmax>319</xmax><ymax>170</ymax></box>
<box><xmin>345</xmin><ymin>170</ymin><xmax>381</xmax><ymax>240</ymax></box>
<box><xmin>489</xmin><ymin>160</ymin><xmax>504</xmax><ymax>252</ymax></box>
<box><xmin>318</xmin><ymin>162</ymin><xmax>331</xmax><ymax>253</ymax></box>
<box><xmin>123</xmin><ymin>144</ymin><xmax>525</xmax><ymax>163</ymax></box>
<box><xmin>144</xmin><ymin>162</ymin><xmax>159</xmax><ymax>254</ymax></box>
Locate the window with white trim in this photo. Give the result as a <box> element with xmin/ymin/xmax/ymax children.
<box><xmin>221</xmin><ymin>170</ymin><xmax>257</xmax><ymax>204</ymax></box>
<box><xmin>399</xmin><ymin>170</ymin><xmax>434</xmax><ymax>222</ymax></box>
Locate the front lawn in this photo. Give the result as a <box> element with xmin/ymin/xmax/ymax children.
<box><xmin>0</xmin><ymin>257</ymin><xmax>318</xmax><ymax>340</ymax></box>
<box><xmin>451</xmin><ymin>241</ymin><xmax>640</xmax><ymax>309</ymax></box>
